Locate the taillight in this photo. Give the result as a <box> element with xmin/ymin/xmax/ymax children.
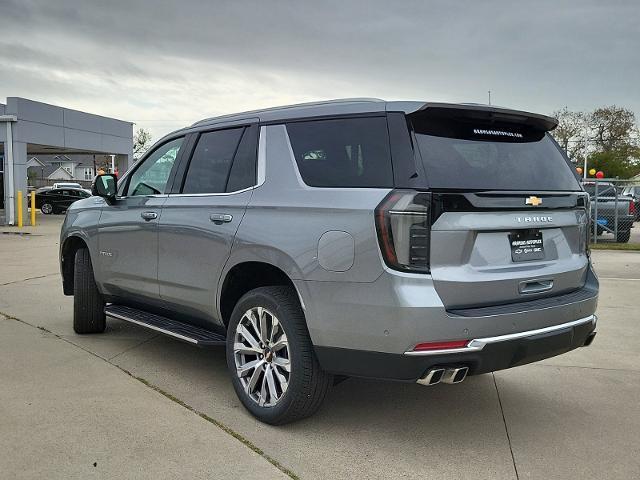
<box><xmin>577</xmin><ymin>195</ymin><xmax>591</xmax><ymax>255</ymax></box>
<box><xmin>375</xmin><ymin>190</ymin><xmax>431</xmax><ymax>272</ymax></box>
<box><xmin>630</xmin><ymin>201</ymin><xmax>636</xmax><ymax>216</ymax></box>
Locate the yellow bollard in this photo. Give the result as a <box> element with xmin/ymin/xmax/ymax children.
<box><xmin>17</xmin><ymin>190</ymin><xmax>23</xmax><ymax>228</ymax></box>
<box><xmin>31</xmin><ymin>191</ymin><xmax>36</xmax><ymax>226</ymax></box>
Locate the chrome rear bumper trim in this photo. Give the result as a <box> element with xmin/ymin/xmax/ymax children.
<box><xmin>404</xmin><ymin>315</ymin><xmax>596</xmax><ymax>356</ymax></box>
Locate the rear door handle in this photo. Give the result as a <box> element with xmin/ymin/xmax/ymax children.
<box><xmin>141</xmin><ymin>211</ymin><xmax>158</xmax><ymax>221</ymax></box>
<box><xmin>210</xmin><ymin>213</ymin><xmax>233</xmax><ymax>224</ymax></box>
<box><xmin>519</xmin><ymin>279</ymin><xmax>553</xmax><ymax>294</ymax></box>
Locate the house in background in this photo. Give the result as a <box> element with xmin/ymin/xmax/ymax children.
<box><xmin>26</xmin><ymin>153</ymin><xmax>115</xmax><ymax>187</ymax></box>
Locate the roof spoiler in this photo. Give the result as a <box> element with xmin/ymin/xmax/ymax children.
<box><xmin>410</xmin><ymin>102</ymin><xmax>558</xmax><ymax>132</ymax></box>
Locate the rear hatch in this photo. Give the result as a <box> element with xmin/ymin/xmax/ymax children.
<box><xmin>409</xmin><ymin>105</ymin><xmax>589</xmax><ymax>310</ymax></box>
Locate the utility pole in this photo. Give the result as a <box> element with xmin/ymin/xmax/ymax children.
<box><xmin>488</xmin><ymin>90</ymin><xmax>491</xmax><ymax>105</ymax></box>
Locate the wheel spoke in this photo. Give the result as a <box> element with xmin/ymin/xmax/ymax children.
<box><xmin>237</xmin><ymin>324</ymin><xmax>261</xmax><ymax>350</ymax></box>
<box><xmin>259</xmin><ymin>308</ymin><xmax>269</xmax><ymax>343</ymax></box>
<box><xmin>271</xmin><ymin>334</ymin><xmax>288</xmax><ymax>352</ymax></box>
<box><xmin>259</xmin><ymin>369</ymin><xmax>268</xmax><ymax>406</ymax></box>
<box><xmin>246</xmin><ymin>361</ymin><xmax>264</xmax><ymax>393</ymax></box>
<box><xmin>269</xmin><ymin>316</ymin><xmax>280</xmax><ymax>344</ymax></box>
<box><xmin>265</xmin><ymin>365</ymin><xmax>278</xmax><ymax>401</ymax></box>
<box><xmin>237</xmin><ymin>358</ymin><xmax>264</xmax><ymax>377</ymax></box>
<box><xmin>272</xmin><ymin>365</ymin><xmax>288</xmax><ymax>392</ymax></box>
<box><xmin>247</xmin><ymin>310</ymin><xmax>260</xmax><ymax>340</ymax></box>
<box><xmin>234</xmin><ymin>342</ymin><xmax>261</xmax><ymax>356</ymax></box>
<box><xmin>272</xmin><ymin>355</ymin><xmax>291</xmax><ymax>372</ymax></box>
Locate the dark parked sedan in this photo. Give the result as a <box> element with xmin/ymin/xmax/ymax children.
<box><xmin>35</xmin><ymin>188</ymin><xmax>91</xmax><ymax>214</ymax></box>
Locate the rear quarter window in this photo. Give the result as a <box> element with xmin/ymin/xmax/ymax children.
<box><xmin>286</xmin><ymin>117</ymin><xmax>393</xmax><ymax>188</ymax></box>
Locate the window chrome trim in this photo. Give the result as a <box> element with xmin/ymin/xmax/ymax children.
<box><xmin>257</xmin><ymin>125</ymin><xmax>266</xmax><ymax>187</ymax></box>
<box><xmin>114</xmin><ymin>194</ymin><xmax>169</xmax><ymax>200</ymax></box>
<box><xmin>404</xmin><ymin>315</ymin><xmax>596</xmax><ymax>356</ymax></box>
<box><xmin>167</xmin><ymin>186</ymin><xmax>255</xmax><ymax>198</ymax></box>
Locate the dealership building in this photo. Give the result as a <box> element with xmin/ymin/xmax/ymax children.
<box><xmin>0</xmin><ymin>97</ymin><xmax>133</xmax><ymax>225</ymax></box>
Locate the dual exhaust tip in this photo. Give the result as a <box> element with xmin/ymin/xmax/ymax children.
<box><xmin>417</xmin><ymin>366</ymin><xmax>469</xmax><ymax>386</ymax></box>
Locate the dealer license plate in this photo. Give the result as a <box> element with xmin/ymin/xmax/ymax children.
<box><xmin>509</xmin><ymin>230</ymin><xmax>545</xmax><ymax>262</ymax></box>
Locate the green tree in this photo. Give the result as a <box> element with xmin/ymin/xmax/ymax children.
<box><xmin>586</xmin><ymin>106</ymin><xmax>639</xmax><ymax>178</ymax></box>
<box><xmin>587</xmin><ymin>149</ymin><xmax>640</xmax><ymax>179</ymax></box>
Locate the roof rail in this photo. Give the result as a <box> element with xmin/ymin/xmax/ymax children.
<box><xmin>192</xmin><ymin>98</ymin><xmax>385</xmax><ymax>127</ymax></box>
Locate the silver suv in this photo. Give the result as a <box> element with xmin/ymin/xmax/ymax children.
<box><xmin>60</xmin><ymin>99</ymin><xmax>598</xmax><ymax>424</ymax></box>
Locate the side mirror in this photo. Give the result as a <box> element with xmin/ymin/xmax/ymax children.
<box><xmin>92</xmin><ymin>174</ymin><xmax>117</xmax><ymax>202</ymax></box>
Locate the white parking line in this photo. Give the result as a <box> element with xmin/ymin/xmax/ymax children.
<box><xmin>599</xmin><ymin>277</ymin><xmax>640</xmax><ymax>281</ymax></box>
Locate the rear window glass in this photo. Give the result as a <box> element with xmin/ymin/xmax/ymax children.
<box><xmin>412</xmin><ymin>115</ymin><xmax>581</xmax><ymax>191</ymax></box>
<box><xmin>182</xmin><ymin>128</ymin><xmax>244</xmax><ymax>194</ymax></box>
<box><xmin>226</xmin><ymin>126</ymin><xmax>258</xmax><ymax>192</ymax></box>
<box><xmin>286</xmin><ymin>117</ymin><xmax>393</xmax><ymax>188</ymax></box>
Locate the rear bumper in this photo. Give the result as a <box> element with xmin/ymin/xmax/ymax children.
<box><xmin>315</xmin><ymin>314</ymin><xmax>596</xmax><ymax>381</ymax></box>
<box><xmin>298</xmin><ymin>265</ymin><xmax>598</xmax><ymax>356</ymax></box>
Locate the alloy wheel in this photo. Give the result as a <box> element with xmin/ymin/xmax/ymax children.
<box><xmin>41</xmin><ymin>203</ymin><xmax>53</xmax><ymax>214</ymax></box>
<box><xmin>233</xmin><ymin>306</ymin><xmax>291</xmax><ymax>407</ymax></box>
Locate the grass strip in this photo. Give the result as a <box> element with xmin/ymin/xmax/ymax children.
<box><xmin>590</xmin><ymin>242</ymin><xmax>640</xmax><ymax>251</ymax></box>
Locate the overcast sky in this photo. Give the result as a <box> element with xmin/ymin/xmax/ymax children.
<box><xmin>1</xmin><ymin>0</ymin><xmax>638</xmax><ymax>141</ymax></box>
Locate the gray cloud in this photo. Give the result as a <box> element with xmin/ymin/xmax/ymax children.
<box><xmin>1</xmin><ymin>0</ymin><xmax>638</xmax><ymax>139</ymax></box>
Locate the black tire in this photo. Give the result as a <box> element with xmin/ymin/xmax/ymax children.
<box><xmin>616</xmin><ymin>229</ymin><xmax>631</xmax><ymax>243</ymax></box>
<box><xmin>226</xmin><ymin>286</ymin><xmax>332</xmax><ymax>425</ymax></box>
<box><xmin>73</xmin><ymin>248</ymin><xmax>106</xmax><ymax>334</ymax></box>
<box><xmin>41</xmin><ymin>203</ymin><xmax>53</xmax><ymax>214</ymax></box>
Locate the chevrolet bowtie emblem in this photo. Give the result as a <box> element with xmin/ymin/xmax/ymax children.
<box><xmin>526</xmin><ymin>196</ymin><xmax>542</xmax><ymax>206</ymax></box>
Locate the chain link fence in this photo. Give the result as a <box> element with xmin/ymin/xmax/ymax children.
<box><xmin>582</xmin><ymin>178</ymin><xmax>640</xmax><ymax>243</ymax></box>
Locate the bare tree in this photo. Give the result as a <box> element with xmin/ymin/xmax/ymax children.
<box><xmin>588</xmin><ymin>105</ymin><xmax>638</xmax><ymax>153</ymax></box>
<box><xmin>133</xmin><ymin>128</ymin><xmax>153</xmax><ymax>159</ymax></box>
<box><xmin>551</xmin><ymin>107</ymin><xmax>588</xmax><ymax>162</ymax></box>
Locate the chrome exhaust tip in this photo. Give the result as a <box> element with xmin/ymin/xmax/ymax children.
<box><xmin>417</xmin><ymin>368</ymin><xmax>445</xmax><ymax>386</ymax></box>
<box><xmin>441</xmin><ymin>366</ymin><xmax>469</xmax><ymax>384</ymax></box>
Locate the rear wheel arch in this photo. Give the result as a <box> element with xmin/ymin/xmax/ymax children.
<box><xmin>61</xmin><ymin>236</ymin><xmax>89</xmax><ymax>295</ymax></box>
<box><xmin>219</xmin><ymin>261</ymin><xmax>303</xmax><ymax>328</ymax></box>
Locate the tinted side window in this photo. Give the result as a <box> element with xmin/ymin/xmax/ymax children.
<box><xmin>182</xmin><ymin>128</ymin><xmax>244</xmax><ymax>194</ymax></box>
<box><xmin>286</xmin><ymin>117</ymin><xmax>393</xmax><ymax>188</ymax></box>
<box><xmin>226</xmin><ymin>125</ymin><xmax>258</xmax><ymax>192</ymax></box>
<box><xmin>127</xmin><ymin>137</ymin><xmax>183</xmax><ymax>196</ymax></box>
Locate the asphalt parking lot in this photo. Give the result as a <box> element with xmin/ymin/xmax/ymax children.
<box><xmin>1</xmin><ymin>214</ymin><xmax>639</xmax><ymax>479</ymax></box>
